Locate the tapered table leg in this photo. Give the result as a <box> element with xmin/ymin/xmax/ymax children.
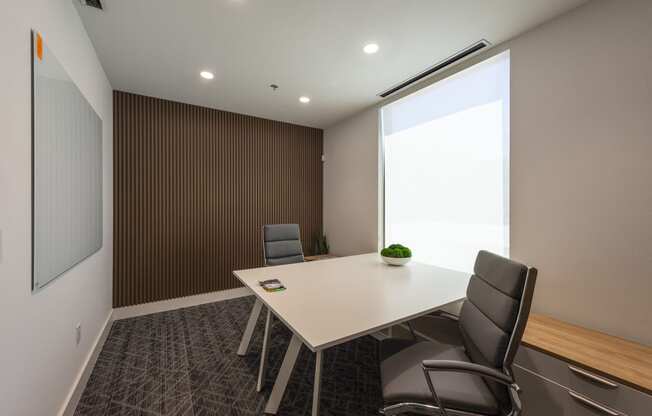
<box><xmin>312</xmin><ymin>350</ymin><xmax>323</xmax><ymax>416</ymax></box>
<box><xmin>264</xmin><ymin>334</ymin><xmax>302</xmax><ymax>414</ymax></box>
<box><xmin>257</xmin><ymin>309</ymin><xmax>272</xmax><ymax>392</ymax></box>
<box><xmin>237</xmin><ymin>298</ymin><xmax>263</xmax><ymax>356</ymax></box>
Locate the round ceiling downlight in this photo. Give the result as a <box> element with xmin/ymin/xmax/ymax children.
<box><xmin>363</xmin><ymin>43</ymin><xmax>379</xmax><ymax>54</ymax></box>
<box><xmin>299</xmin><ymin>96</ymin><xmax>311</xmax><ymax>103</ymax></box>
<box><xmin>200</xmin><ymin>71</ymin><xmax>214</xmax><ymax>80</ymax></box>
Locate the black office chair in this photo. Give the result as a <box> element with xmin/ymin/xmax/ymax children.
<box><xmin>262</xmin><ymin>223</ymin><xmax>305</xmax><ymax>266</ymax></box>
<box><xmin>379</xmin><ymin>250</ymin><xmax>537</xmax><ymax>416</ymax></box>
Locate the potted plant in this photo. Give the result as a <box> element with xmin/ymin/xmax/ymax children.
<box><xmin>380</xmin><ymin>244</ymin><xmax>412</xmax><ymax>266</ymax></box>
<box><xmin>313</xmin><ymin>234</ymin><xmax>330</xmax><ymax>255</ymax></box>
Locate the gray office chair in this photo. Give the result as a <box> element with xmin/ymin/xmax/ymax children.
<box><xmin>262</xmin><ymin>224</ymin><xmax>305</xmax><ymax>266</ymax></box>
<box><xmin>379</xmin><ymin>250</ymin><xmax>537</xmax><ymax>416</ymax></box>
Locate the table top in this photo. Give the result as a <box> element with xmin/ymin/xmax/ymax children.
<box><xmin>523</xmin><ymin>314</ymin><xmax>652</xmax><ymax>394</ymax></box>
<box><xmin>233</xmin><ymin>253</ymin><xmax>470</xmax><ymax>351</ymax></box>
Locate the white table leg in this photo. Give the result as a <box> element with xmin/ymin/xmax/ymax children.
<box><xmin>257</xmin><ymin>308</ymin><xmax>272</xmax><ymax>392</ymax></box>
<box><xmin>264</xmin><ymin>334</ymin><xmax>302</xmax><ymax>414</ymax></box>
<box><xmin>237</xmin><ymin>298</ymin><xmax>263</xmax><ymax>356</ymax></box>
<box><xmin>312</xmin><ymin>350</ymin><xmax>323</xmax><ymax>416</ymax></box>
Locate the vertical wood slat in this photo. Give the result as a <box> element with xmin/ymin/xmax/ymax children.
<box><xmin>113</xmin><ymin>91</ymin><xmax>323</xmax><ymax>307</ymax></box>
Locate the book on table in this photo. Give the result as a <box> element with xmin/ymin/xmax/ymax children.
<box><xmin>259</xmin><ymin>279</ymin><xmax>286</xmax><ymax>292</ymax></box>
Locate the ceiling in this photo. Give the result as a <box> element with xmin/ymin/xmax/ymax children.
<box><xmin>76</xmin><ymin>0</ymin><xmax>588</xmax><ymax>129</ymax></box>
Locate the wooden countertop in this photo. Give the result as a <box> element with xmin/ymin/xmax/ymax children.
<box><xmin>304</xmin><ymin>254</ymin><xmax>338</xmax><ymax>261</ymax></box>
<box><xmin>523</xmin><ymin>314</ymin><xmax>652</xmax><ymax>394</ymax></box>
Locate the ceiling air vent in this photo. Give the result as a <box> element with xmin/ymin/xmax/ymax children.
<box><xmin>378</xmin><ymin>40</ymin><xmax>490</xmax><ymax>98</ymax></box>
<box><xmin>80</xmin><ymin>0</ymin><xmax>103</xmax><ymax>10</ymax></box>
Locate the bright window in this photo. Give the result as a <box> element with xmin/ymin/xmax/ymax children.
<box><xmin>381</xmin><ymin>51</ymin><xmax>510</xmax><ymax>273</ymax></box>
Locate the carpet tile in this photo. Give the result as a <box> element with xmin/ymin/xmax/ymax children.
<box><xmin>74</xmin><ymin>296</ymin><xmax>383</xmax><ymax>416</ymax></box>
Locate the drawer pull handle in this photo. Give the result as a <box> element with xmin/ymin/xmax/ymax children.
<box><xmin>568</xmin><ymin>390</ymin><xmax>620</xmax><ymax>416</ymax></box>
<box><xmin>568</xmin><ymin>365</ymin><xmax>618</xmax><ymax>388</ymax></box>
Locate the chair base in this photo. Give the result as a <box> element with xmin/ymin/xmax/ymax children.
<box><xmin>380</xmin><ymin>402</ymin><xmax>489</xmax><ymax>416</ymax></box>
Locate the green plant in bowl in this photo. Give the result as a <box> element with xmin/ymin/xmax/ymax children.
<box><xmin>380</xmin><ymin>244</ymin><xmax>412</xmax><ymax>266</ymax></box>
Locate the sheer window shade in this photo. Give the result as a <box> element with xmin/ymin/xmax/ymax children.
<box><xmin>382</xmin><ymin>51</ymin><xmax>510</xmax><ymax>272</ymax></box>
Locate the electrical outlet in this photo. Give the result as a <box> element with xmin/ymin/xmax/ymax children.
<box><xmin>75</xmin><ymin>323</ymin><xmax>82</xmax><ymax>345</ymax></box>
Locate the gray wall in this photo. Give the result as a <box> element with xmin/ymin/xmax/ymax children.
<box><xmin>324</xmin><ymin>107</ymin><xmax>381</xmax><ymax>256</ymax></box>
<box><xmin>0</xmin><ymin>1</ymin><xmax>113</xmax><ymax>414</ymax></box>
<box><xmin>323</xmin><ymin>0</ymin><xmax>652</xmax><ymax>346</ymax></box>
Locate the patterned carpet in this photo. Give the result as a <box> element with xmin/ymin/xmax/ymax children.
<box><xmin>74</xmin><ymin>296</ymin><xmax>383</xmax><ymax>415</ymax></box>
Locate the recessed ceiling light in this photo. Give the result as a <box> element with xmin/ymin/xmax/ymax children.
<box><xmin>363</xmin><ymin>43</ymin><xmax>379</xmax><ymax>54</ymax></box>
<box><xmin>299</xmin><ymin>96</ymin><xmax>310</xmax><ymax>104</ymax></box>
<box><xmin>200</xmin><ymin>71</ymin><xmax>214</xmax><ymax>80</ymax></box>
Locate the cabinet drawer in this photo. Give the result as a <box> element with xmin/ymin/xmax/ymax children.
<box><xmin>514</xmin><ymin>365</ymin><xmax>625</xmax><ymax>416</ymax></box>
<box><xmin>566</xmin><ymin>390</ymin><xmax>625</xmax><ymax>416</ymax></box>
<box><xmin>513</xmin><ymin>365</ymin><xmax>569</xmax><ymax>416</ymax></box>
<box><xmin>515</xmin><ymin>346</ymin><xmax>619</xmax><ymax>403</ymax></box>
<box><xmin>515</xmin><ymin>346</ymin><xmax>652</xmax><ymax>416</ymax></box>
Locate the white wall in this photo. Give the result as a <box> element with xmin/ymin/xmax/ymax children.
<box><xmin>0</xmin><ymin>1</ymin><xmax>113</xmax><ymax>415</ymax></box>
<box><xmin>323</xmin><ymin>0</ymin><xmax>652</xmax><ymax>345</ymax></box>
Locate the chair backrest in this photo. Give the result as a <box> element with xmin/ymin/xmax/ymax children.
<box><xmin>459</xmin><ymin>251</ymin><xmax>537</xmax><ymax>407</ymax></box>
<box><xmin>262</xmin><ymin>224</ymin><xmax>305</xmax><ymax>266</ymax></box>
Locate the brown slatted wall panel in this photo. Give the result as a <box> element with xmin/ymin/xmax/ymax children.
<box><xmin>113</xmin><ymin>91</ymin><xmax>323</xmax><ymax>307</ymax></box>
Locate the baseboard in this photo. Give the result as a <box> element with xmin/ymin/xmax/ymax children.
<box><xmin>370</xmin><ymin>331</ymin><xmax>389</xmax><ymax>341</ymax></box>
<box><xmin>112</xmin><ymin>287</ymin><xmax>252</xmax><ymax>320</ymax></box>
<box><xmin>370</xmin><ymin>324</ymin><xmax>436</xmax><ymax>343</ymax></box>
<box><xmin>398</xmin><ymin>323</ymin><xmax>437</xmax><ymax>342</ymax></box>
<box><xmin>60</xmin><ymin>310</ymin><xmax>113</xmax><ymax>416</ymax></box>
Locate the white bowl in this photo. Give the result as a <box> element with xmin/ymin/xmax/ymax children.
<box><xmin>381</xmin><ymin>256</ymin><xmax>411</xmax><ymax>266</ymax></box>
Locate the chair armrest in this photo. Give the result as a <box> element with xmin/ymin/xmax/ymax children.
<box><xmin>422</xmin><ymin>360</ymin><xmax>516</xmax><ymax>387</ymax></box>
<box><xmin>424</xmin><ymin>310</ymin><xmax>460</xmax><ymax>322</ymax></box>
<box><xmin>421</xmin><ymin>360</ymin><xmax>522</xmax><ymax>416</ymax></box>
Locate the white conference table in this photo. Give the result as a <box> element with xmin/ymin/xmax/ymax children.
<box><xmin>233</xmin><ymin>253</ymin><xmax>470</xmax><ymax>416</ymax></box>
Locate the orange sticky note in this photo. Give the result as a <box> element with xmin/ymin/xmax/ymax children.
<box><xmin>36</xmin><ymin>33</ymin><xmax>43</xmax><ymax>60</ymax></box>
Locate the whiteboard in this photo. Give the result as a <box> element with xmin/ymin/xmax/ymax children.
<box><xmin>31</xmin><ymin>30</ymin><xmax>103</xmax><ymax>290</ymax></box>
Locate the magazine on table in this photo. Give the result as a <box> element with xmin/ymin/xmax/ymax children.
<box><xmin>259</xmin><ymin>279</ymin><xmax>286</xmax><ymax>292</ymax></box>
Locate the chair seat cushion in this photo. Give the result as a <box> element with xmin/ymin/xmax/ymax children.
<box><xmin>380</xmin><ymin>340</ymin><xmax>500</xmax><ymax>415</ymax></box>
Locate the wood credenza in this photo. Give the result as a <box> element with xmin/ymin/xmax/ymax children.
<box><xmin>304</xmin><ymin>254</ymin><xmax>337</xmax><ymax>261</ymax></box>
<box><xmin>514</xmin><ymin>314</ymin><xmax>652</xmax><ymax>416</ymax></box>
